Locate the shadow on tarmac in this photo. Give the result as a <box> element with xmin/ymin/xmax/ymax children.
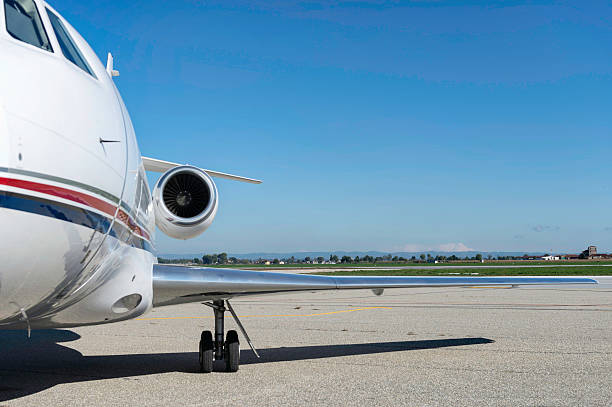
<box><xmin>0</xmin><ymin>329</ymin><xmax>493</xmax><ymax>401</ymax></box>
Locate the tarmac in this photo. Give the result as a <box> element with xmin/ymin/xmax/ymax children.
<box><xmin>1</xmin><ymin>277</ymin><xmax>610</xmax><ymax>406</ymax></box>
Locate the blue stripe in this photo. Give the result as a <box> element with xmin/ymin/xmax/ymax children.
<box><xmin>0</xmin><ymin>191</ymin><xmax>154</xmax><ymax>253</ymax></box>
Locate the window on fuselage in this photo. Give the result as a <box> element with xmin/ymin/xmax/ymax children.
<box><xmin>4</xmin><ymin>0</ymin><xmax>52</xmax><ymax>51</ymax></box>
<box><xmin>135</xmin><ymin>169</ymin><xmax>152</xmax><ymax>227</ymax></box>
<box><xmin>46</xmin><ymin>8</ymin><xmax>95</xmax><ymax>77</ymax></box>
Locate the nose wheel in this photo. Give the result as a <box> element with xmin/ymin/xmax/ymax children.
<box><xmin>199</xmin><ymin>300</ymin><xmax>258</xmax><ymax>373</ymax></box>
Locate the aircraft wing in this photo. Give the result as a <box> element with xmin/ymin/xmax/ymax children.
<box><xmin>152</xmin><ymin>264</ymin><xmax>598</xmax><ymax>307</ymax></box>
<box><xmin>142</xmin><ymin>156</ymin><xmax>262</xmax><ymax>184</ymax></box>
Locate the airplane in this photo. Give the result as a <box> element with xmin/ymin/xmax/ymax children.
<box><xmin>0</xmin><ymin>0</ymin><xmax>598</xmax><ymax>373</ymax></box>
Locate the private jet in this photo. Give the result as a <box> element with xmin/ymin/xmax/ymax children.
<box><xmin>0</xmin><ymin>0</ymin><xmax>597</xmax><ymax>373</ymax></box>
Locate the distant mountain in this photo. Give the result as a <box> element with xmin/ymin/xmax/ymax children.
<box><xmin>159</xmin><ymin>250</ymin><xmax>547</xmax><ymax>260</ymax></box>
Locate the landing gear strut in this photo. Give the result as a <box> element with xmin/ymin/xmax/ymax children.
<box><xmin>198</xmin><ymin>300</ymin><xmax>259</xmax><ymax>373</ymax></box>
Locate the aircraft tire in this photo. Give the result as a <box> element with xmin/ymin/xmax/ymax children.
<box><xmin>199</xmin><ymin>330</ymin><xmax>214</xmax><ymax>373</ymax></box>
<box><xmin>225</xmin><ymin>330</ymin><xmax>240</xmax><ymax>372</ymax></box>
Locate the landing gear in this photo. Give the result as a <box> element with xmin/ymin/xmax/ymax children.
<box><xmin>199</xmin><ymin>300</ymin><xmax>259</xmax><ymax>373</ymax></box>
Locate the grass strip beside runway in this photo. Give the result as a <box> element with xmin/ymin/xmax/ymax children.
<box><xmin>313</xmin><ymin>266</ymin><xmax>612</xmax><ymax>276</ymax></box>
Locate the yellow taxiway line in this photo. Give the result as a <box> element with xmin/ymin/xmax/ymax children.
<box><xmin>136</xmin><ymin>306</ymin><xmax>392</xmax><ymax>321</ymax></box>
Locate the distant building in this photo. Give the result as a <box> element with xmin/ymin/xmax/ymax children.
<box><xmin>560</xmin><ymin>254</ymin><xmax>580</xmax><ymax>260</ymax></box>
<box><xmin>583</xmin><ymin>245</ymin><xmax>612</xmax><ymax>259</ymax></box>
<box><xmin>522</xmin><ymin>254</ymin><xmax>542</xmax><ymax>260</ymax></box>
<box><xmin>542</xmin><ymin>255</ymin><xmax>560</xmax><ymax>261</ymax></box>
<box><xmin>566</xmin><ymin>246</ymin><xmax>612</xmax><ymax>260</ymax></box>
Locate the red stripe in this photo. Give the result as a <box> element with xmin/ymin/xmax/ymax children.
<box><xmin>0</xmin><ymin>176</ymin><xmax>117</xmax><ymax>217</ymax></box>
<box><xmin>0</xmin><ymin>176</ymin><xmax>151</xmax><ymax>241</ymax></box>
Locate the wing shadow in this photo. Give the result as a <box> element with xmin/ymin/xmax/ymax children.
<box><xmin>240</xmin><ymin>337</ymin><xmax>494</xmax><ymax>364</ymax></box>
<box><xmin>0</xmin><ymin>329</ymin><xmax>493</xmax><ymax>402</ymax></box>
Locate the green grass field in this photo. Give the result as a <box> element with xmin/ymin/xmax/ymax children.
<box><xmin>313</xmin><ymin>266</ymin><xmax>612</xmax><ymax>276</ymax></box>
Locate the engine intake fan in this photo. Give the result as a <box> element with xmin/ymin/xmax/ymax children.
<box><xmin>153</xmin><ymin>166</ymin><xmax>218</xmax><ymax>240</ymax></box>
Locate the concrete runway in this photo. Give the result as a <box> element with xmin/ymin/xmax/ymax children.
<box><xmin>1</xmin><ymin>278</ymin><xmax>611</xmax><ymax>406</ymax></box>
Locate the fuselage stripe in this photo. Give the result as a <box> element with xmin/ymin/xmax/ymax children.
<box><xmin>0</xmin><ymin>166</ymin><xmax>135</xmax><ymax>216</ymax></box>
<box><xmin>0</xmin><ymin>175</ymin><xmax>152</xmax><ymax>245</ymax></box>
<box><xmin>0</xmin><ymin>166</ymin><xmax>121</xmax><ymax>204</ymax></box>
<box><xmin>0</xmin><ymin>190</ymin><xmax>112</xmax><ymax>234</ymax></box>
<box><xmin>0</xmin><ymin>191</ymin><xmax>154</xmax><ymax>253</ymax></box>
<box><xmin>0</xmin><ymin>176</ymin><xmax>117</xmax><ymax>218</ymax></box>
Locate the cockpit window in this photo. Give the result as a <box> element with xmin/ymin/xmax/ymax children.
<box><xmin>4</xmin><ymin>0</ymin><xmax>52</xmax><ymax>51</ymax></box>
<box><xmin>46</xmin><ymin>9</ymin><xmax>95</xmax><ymax>77</ymax></box>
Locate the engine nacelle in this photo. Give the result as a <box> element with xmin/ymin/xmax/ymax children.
<box><xmin>153</xmin><ymin>166</ymin><xmax>219</xmax><ymax>240</ymax></box>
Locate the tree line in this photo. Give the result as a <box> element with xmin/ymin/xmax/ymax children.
<box><xmin>158</xmin><ymin>253</ymin><xmax>498</xmax><ymax>265</ymax></box>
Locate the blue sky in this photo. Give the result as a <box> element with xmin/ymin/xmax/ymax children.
<box><xmin>52</xmin><ymin>0</ymin><xmax>612</xmax><ymax>254</ymax></box>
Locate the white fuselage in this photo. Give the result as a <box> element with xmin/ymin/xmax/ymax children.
<box><xmin>0</xmin><ymin>1</ymin><xmax>156</xmax><ymax>328</ymax></box>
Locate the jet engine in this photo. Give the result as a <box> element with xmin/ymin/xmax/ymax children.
<box><xmin>153</xmin><ymin>166</ymin><xmax>218</xmax><ymax>240</ymax></box>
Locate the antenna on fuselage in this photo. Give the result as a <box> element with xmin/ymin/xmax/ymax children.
<box><xmin>106</xmin><ymin>52</ymin><xmax>120</xmax><ymax>78</ymax></box>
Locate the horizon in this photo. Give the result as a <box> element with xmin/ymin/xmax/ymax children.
<box><xmin>159</xmin><ymin>245</ymin><xmax>607</xmax><ymax>259</ymax></box>
<box><xmin>51</xmin><ymin>0</ymin><xmax>612</xmax><ymax>254</ymax></box>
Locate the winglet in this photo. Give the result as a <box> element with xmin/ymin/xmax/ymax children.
<box><xmin>142</xmin><ymin>156</ymin><xmax>262</xmax><ymax>184</ymax></box>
